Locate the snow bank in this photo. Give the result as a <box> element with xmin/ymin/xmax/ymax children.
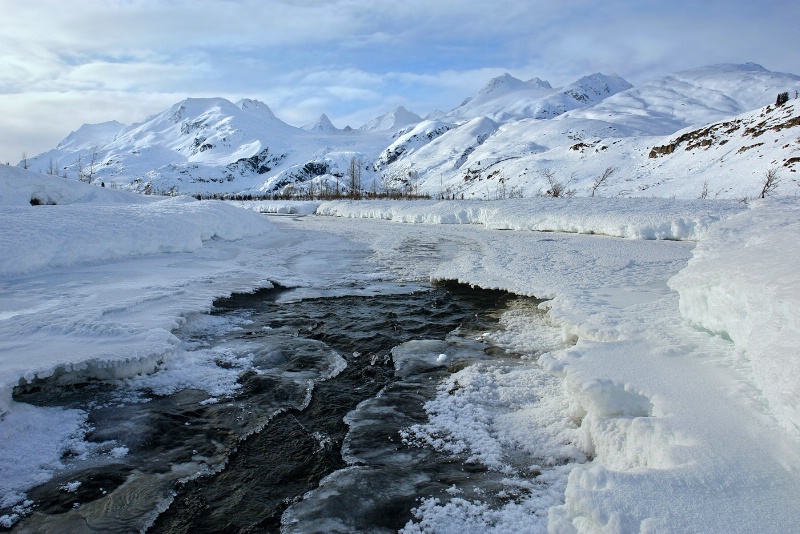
<box><xmin>316</xmin><ymin>198</ymin><xmax>744</xmax><ymax>240</ymax></box>
<box><xmin>230</xmin><ymin>199</ymin><xmax>321</xmax><ymax>216</ymax></box>
<box><xmin>669</xmin><ymin>197</ymin><xmax>800</xmax><ymax>431</ymax></box>
<box><xmin>0</xmin><ymin>164</ymin><xmax>152</xmax><ymax>207</ymax></box>
<box><xmin>299</xmin><ymin>210</ymin><xmax>800</xmax><ymax>530</ymax></box>
<box><xmin>0</xmin><ymin>169</ymin><xmax>273</xmax><ymax>276</ymax></box>
<box><xmin>0</xmin><ymin>169</ymin><xmax>290</xmax><ymax>515</ymax></box>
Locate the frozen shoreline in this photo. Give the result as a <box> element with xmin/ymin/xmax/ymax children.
<box><xmin>2</xmin><ymin>168</ymin><xmax>799</xmax><ymax>531</ymax></box>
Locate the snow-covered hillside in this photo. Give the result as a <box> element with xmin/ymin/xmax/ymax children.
<box><xmin>445</xmin><ymin>72</ymin><xmax>632</xmax><ymax>123</ymax></box>
<box><xmin>19</xmin><ymin>63</ymin><xmax>800</xmax><ymax>200</ymax></box>
<box><xmin>387</xmin><ymin>64</ymin><xmax>800</xmax><ymax>200</ymax></box>
<box><xmin>24</xmin><ymin>98</ymin><xmax>393</xmax><ymax>196</ymax></box>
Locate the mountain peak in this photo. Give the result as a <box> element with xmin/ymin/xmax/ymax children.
<box><xmin>360</xmin><ymin>106</ymin><xmax>422</xmax><ymax>132</ymax></box>
<box><xmin>562</xmin><ymin>72</ymin><xmax>633</xmax><ymax>101</ymax></box>
<box><xmin>526</xmin><ymin>77</ymin><xmax>553</xmax><ymax>90</ymax></box>
<box><xmin>303</xmin><ymin>113</ymin><xmax>339</xmax><ymax>132</ymax></box>
<box><xmin>236</xmin><ymin>98</ymin><xmax>278</xmax><ymax>119</ymax></box>
<box><xmin>55</xmin><ymin>121</ymin><xmax>126</xmax><ymax>151</ymax></box>
<box><xmin>476</xmin><ymin>73</ymin><xmax>528</xmax><ymax>99</ymax></box>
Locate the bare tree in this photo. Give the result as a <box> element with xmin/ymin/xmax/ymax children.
<box><xmin>348</xmin><ymin>156</ymin><xmax>362</xmax><ymax>199</ymax></box>
<box><xmin>21</xmin><ymin>152</ymin><xmax>29</xmax><ymax>170</ymax></box>
<box><xmin>307</xmin><ymin>178</ymin><xmax>317</xmax><ymax>199</ymax></box>
<box><xmin>86</xmin><ymin>147</ymin><xmax>99</xmax><ymax>184</ymax></box>
<box><xmin>495</xmin><ymin>171</ymin><xmax>507</xmax><ymax>200</ymax></box>
<box><xmin>698</xmin><ymin>180</ymin><xmax>709</xmax><ymax>200</ymax></box>
<box><xmin>590</xmin><ymin>166</ymin><xmax>615</xmax><ymax>197</ymax></box>
<box><xmin>75</xmin><ymin>155</ymin><xmax>84</xmax><ymax>182</ymax></box>
<box><xmin>542</xmin><ymin>168</ymin><xmax>576</xmax><ymax>198</ymax></box>
<box><xmin>759</xmin><ymin>168</ymin><xmax>781</xmax><ymax>198</ymax></box>
<box><xmin>47</xmin><ymin>158</ymin><xmax>57</xmax><ymax>176</ymax></box>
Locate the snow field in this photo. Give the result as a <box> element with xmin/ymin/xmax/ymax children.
<box><xmin>0</xmin><ymin>168</ymin><xmax>274</xmax><ymax>276</ymax></box>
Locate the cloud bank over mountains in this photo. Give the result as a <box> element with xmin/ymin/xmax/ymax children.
<box><xmin>2</xmin><ymin>0</ymin><xmax>798</xmax><ymax>164</ymax></box>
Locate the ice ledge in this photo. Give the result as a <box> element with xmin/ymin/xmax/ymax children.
<box><xmin>316</xmin><ymin>198</ymin><xmax>744</xmax><ymax>241</ymax></box>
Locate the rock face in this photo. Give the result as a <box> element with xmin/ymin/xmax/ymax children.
<box><xmin>649</xmin><ymin>144</ymin><xmax>676</xmax><ymax>158</ymax></box>
<box><xmin>650</xmin><ymin>100</ymin><xmax>800</xmax><ymax>163</ymax></box>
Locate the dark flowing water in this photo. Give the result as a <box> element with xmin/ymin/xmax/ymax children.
<box><xmin>7</xmin><ymin>282</ymin><xmax>525</xmax><ymax>533</ymax></box>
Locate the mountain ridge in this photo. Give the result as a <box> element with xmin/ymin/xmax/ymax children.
<box><xmin>20</xmin><ymin>63</ymin><xmax>800</xmax><ymax>199</ymax></box>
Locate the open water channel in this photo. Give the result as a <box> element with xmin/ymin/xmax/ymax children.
<box><xmin>6</xmin><ymin>278</ymin><xmax>551</xmax><ymax>533</ymax></box>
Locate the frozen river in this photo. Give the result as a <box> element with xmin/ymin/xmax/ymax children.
<box><xmin>3</xmin><ymin>194</ymin><xmax>800</xmax><ymax>532</ymax></box>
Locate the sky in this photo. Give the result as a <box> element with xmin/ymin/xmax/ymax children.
<box><xmin>1</xmin><ymin>0</ymin><xmax>798</xmax><ymax>165</ymax></box>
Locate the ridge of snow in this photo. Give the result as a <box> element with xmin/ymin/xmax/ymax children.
<box><xmin>446</xmin><ymin>72</ymin><xmax>630</xmax><ymax>123</ymax></box>
<box><xmin>315</xmin><ymin>197</ymin><xmax>743</xmax><ymax>241</ymax></box>
<box><xmin>669</xmin><ymin>197</ymin><xmax>800</xmax><ymax>432</ymax></box>
<box><xmin>54</xmin><ymin>121</ymin><xmax>126</xmax><ymax>152</ymax></box>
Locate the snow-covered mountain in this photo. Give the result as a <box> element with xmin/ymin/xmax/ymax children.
<box><xmin>445</xmin><ymin>72</ymin><xmax>631</xmax><ymax>123</ymax></box>
<box><xmin>25</xmin><ymin>97</ymin><xmax>393</xmax><ymax>195</ymax></box>
<box><xmin>359</xmin><ymin>106</ymin><xmax>423</xmax><ymax>132</ymax></box>
<box><xmin>54</xmin><ymin>121</ymin><xmax>127</xmax><ymax>152</ymax></box>
<box><xmin>21</xmin><ymin>63</ymin><xmax>800</xmax><ymax>199</ymax></box>
<box><xmin>302</xmin><ymin>113</ymin><xmax>340</xmax><ymax>133</ymax></box>
<box><xmin>382</xmin><ymin>64</ymin><xmax>800</xmax><ymax>200</ymax></box>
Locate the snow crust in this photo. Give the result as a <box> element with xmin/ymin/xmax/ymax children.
<box><xmin>2</xmin><ymin>160</ymin><xmax>800</xmax><ymax>531</ymax></box>
<box><xmin>293</xmin><ymin>201</ymin><xmax>800</xmax><ymax>532</ymax></box>
<box><xmin>0</xmin><ymin>170</ymin><xmax>271</xmax><ymax>276</ymax></box>
<box><xmin>670</xmin><ymin>198</ymin><xmax>800</xmax><ymax>432</ymax></box>
<box><xmin>231</xmin><ymin>199</ymin><xmax>321</xmax><ymax>216</ymax></box>
<box><xmin>316</xmin><ymin>197</ymin><xmax>744</xmax><ymax>240</ymax></box>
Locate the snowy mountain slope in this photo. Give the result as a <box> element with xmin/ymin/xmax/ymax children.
<box><xmin>395</xmin><ymin>98</ymin><xmax>800</xmax><ymax>200</ymax></box>
<box><xmin>359</xmin><ymin>106</ymin><xmax>423</xmax><ymax>132</ymax></box>
<box><xmin>378</xmin><ymin>64</ymin><xmax>800</xmax><ymax>200</ymax></box>
<box><xmin>379</xmin><ymin>116</ymin><xmax>500</xmax><ymax>193</ymax></box>
<box><xmin>565</xmin><ymin>63</ymin><xmax>800</xmax><ymax>136</ymax></box>
<box><xmin>54</xmin><ymin>121</ymin><xmax>127</xmax><ymax>152</ymax></box>
<box><xmin>373</xmin><ymin>120</ymin><xmax>455</xmax><ymax>170</ymax></box>
<box><xmin>25</xmin><ymin>97</ymin><xmax>393</xmax><ymax>196</ymax></box>
<box><xmin>28</xmin><ymin>121</ymin><xmax>126</xmax><ymax>171</ymax></box>
<box><xmin>20</xmin><ymin>63</ymin><xmax>800</xmax><ymax>199</ymax></box>
<box><xmin>446</xmin><ymin>72</ymin><xmax>632</xmax><ymax>123</ymax></box>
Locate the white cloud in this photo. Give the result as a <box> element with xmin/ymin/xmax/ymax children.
<box><xmin>0</xmin><ymin>91</ymin><xmax>182</xmax><ymax>164</ymax></box>
<box><xmin>1</xmin><ymin>0</ymin><xmax>799</xmax><ymax>163</ymax></box>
